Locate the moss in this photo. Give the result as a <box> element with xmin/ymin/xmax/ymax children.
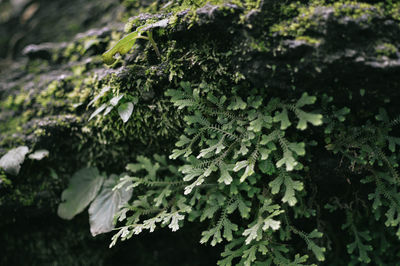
<box><xmin>14</xmin><ymin>93</ymin><xmax>27</xmax><ymax>106</ymax></box>
<box><xmin>26</xmin><ymin>59</ymin><xmax>49</xmax><ymax>73</ymax></box>
<box><xmin>332</xmin><ymin>1</ymin><xmax>381</xmax><ymax>19</ymax></box>
<box><xmin>71</xmin><ymin>64</ymin><xmax>86</xmax><ymax>76</ymax></box>
<box><xmin>296</xmin><ymin>35</ymin><xmax>322</xmax><ymax>45</ymax></box>
<box><xmin>37</xmin><ymin>81</ymin><xmax>61</xmax><ymax>108</ymax></box>
<box><xmin>375</xmin><ymin>42</ymin><xmax>398</xmax><ymax>58</ymax></box>
<box><xmin>387</xmin><ymin>3</ymin><xmax>400</xmax><ymax>21</ymax></box>
<box><xmin>1</xmin><ymin>95</ymin><xmax>14</xmax><ymax>109</ymax></box>
<box><xmin>270</xmin><ymin>5</ymin><xmax>318</xmax><ymax>37</ymax></box>
<box><xmin>0</xmin><ymin>170</ymin><xmax>11</xmax><ymax>186</ymax></box>
<box><xmin>270</xmin><ymin>1</ymin><xmax>386</xmax><ymax>38</ymax></box>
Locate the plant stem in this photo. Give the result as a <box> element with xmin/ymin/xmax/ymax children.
<box><xmin>147</xmin><ymin>31</ymin><xmax>161</xmax><ymax>58</ymax></box>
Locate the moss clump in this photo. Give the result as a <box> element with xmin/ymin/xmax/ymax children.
<box><xmin>295</xmin><ymin>35</ymin><xmax>322</xmax><ymax>45</ymax></box>
<box><xmin>375</xmin><ymin>42</ymin><xmax>398</xmax><ymax>58</ymax></box>
<box><xmin>270</xmin><ymin>1</ymin><xmax>387</xmax><ymax>38</ymax></box>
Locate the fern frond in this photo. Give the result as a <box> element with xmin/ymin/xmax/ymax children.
<box><xmin>206</xmin><ymin>125</ymin><xmax>239</xmax><ymax>140</ymax></box>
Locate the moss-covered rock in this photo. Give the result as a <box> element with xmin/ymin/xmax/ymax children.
<box><xmin>1</xmin><ymin>0</ymin><xmax>400</xmax><ymax>264</ymax></box>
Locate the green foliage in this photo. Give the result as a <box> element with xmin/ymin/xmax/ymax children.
<box><xmin>57</xmin><ymin>167</ymin><xmax>105</xmax><ymax>220</ymax></box>
<box><xmin>4</xmin><ymin>0</ymin><xmax>400</xmax><ymax>264</ymax></box>
<box><xmin>101</xmin><ymin>76</ymin><xmax>400</xmax><ymax>264</ymax></box>
<box><xmin>105</xmin><ymin>81</ymin><xmax>327</xmax><ymax>264</ymax></box>
<box><xmin>89</xmin><ymin>174</ymin><xmax>133</xmax><ymax>236</ymax></box>
<box><xmin>58</xmin><ymin>167</ymin><xmax>133</xmax><ymax>236</ymax></box>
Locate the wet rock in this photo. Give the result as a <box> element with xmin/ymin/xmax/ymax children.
<box><xmin>23</xmin><ymin>42</ymin><xmax>68</xmax><ymax>60</ymax></box>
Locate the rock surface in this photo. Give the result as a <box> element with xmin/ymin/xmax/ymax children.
<box><xmin>1</xmin><ymin>0</ymin><xmax>400</xmax><ymax>264</ymax></box>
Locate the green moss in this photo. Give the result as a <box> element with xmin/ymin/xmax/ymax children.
<box><xmin>332</xmin><ymin>2</ymin><xmax>381</xmax><ymax>19</ymax></box>
<box><xmin>62</xmin><ymin>43</ymin><xmax>77</xmax><ymax>59</ymax></box>
<box><xmin>1</xmin><ymin>95</ymin><xmax>14</xmax><ymax>109</ymax></box>
<box><xmin>296</xmin><ymin>35</ymin><xmax>322</xmax><ymax>45</ymax></box>
<box><xmin>0</xmin><ymin>116</ymin><xmax>26</xmax><ymax>134</ymax></box>
<box><xmin>37</xmin><ymin>80</ymin><xmax>60</xmax><ymax>107</ymax></box>
<box><xmin>26</xmin><ymin>59</ymin><xmax>49</xmax><ymax>73</ymax></box>
<box><xmin>271</xmin><ymin>1</ymin><xmax>385</xmax><ymax>38</ymax></box>
<box><xmin>270</xmin><ymin>5</ymin><xmax>318</xmax><ymax>37</ymax></box>
<box><xmin>375</xmin><ymin>42</ymin><xmax>398</xmax><ymax>58</ymax></box>
<box><xmin>387</xmin><ymin>3</ymin><xmax>400</xmax><ymax>21</ymax></box>
<box><xmin>71</xmin><ymin>64</ymin><xmax>86</xmax><ymax>76</ymax></box>
<box><xmin>14</xmin><ymin>93</ymin><xmax>27</xmax><ymax>106</ymax></box>
<box><xmin>0</xmin><ymin>169</ymin><xmax>11</xmax><ymax>186</ymax></box>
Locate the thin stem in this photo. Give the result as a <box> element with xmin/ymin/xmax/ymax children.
<box><xmin>147</xmin><ymin>31</ymin><xmax>161</xmax><ymax>58</ymax></box>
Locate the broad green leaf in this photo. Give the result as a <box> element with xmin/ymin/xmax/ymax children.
<box><xmin>102</xmin><ymin>30</ymin><xmax>142</xmax><ymax>65</ymax></box>
<box><xmin>58</xmin><ymin>167</ymin><xmax>104</xmax><ymax>220</ymax></box>
<box><xmin>28</xmin><ymin>149</ymin><xmax>49</xmax><ymax>160</ymax></box>
<box><xmin>118</xmin><ymin>102</ymin><xmax>134</xmax><ymax>123</ymax></box>
<box><xmin>88</xmin><ymin>174</ymin><xmax>133</xmax><ymax>236</ymax></box>
<box><xmin>0</xmin><ymin>146</ymin><xmax>29</xmax><ymax>175</ymax></box>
